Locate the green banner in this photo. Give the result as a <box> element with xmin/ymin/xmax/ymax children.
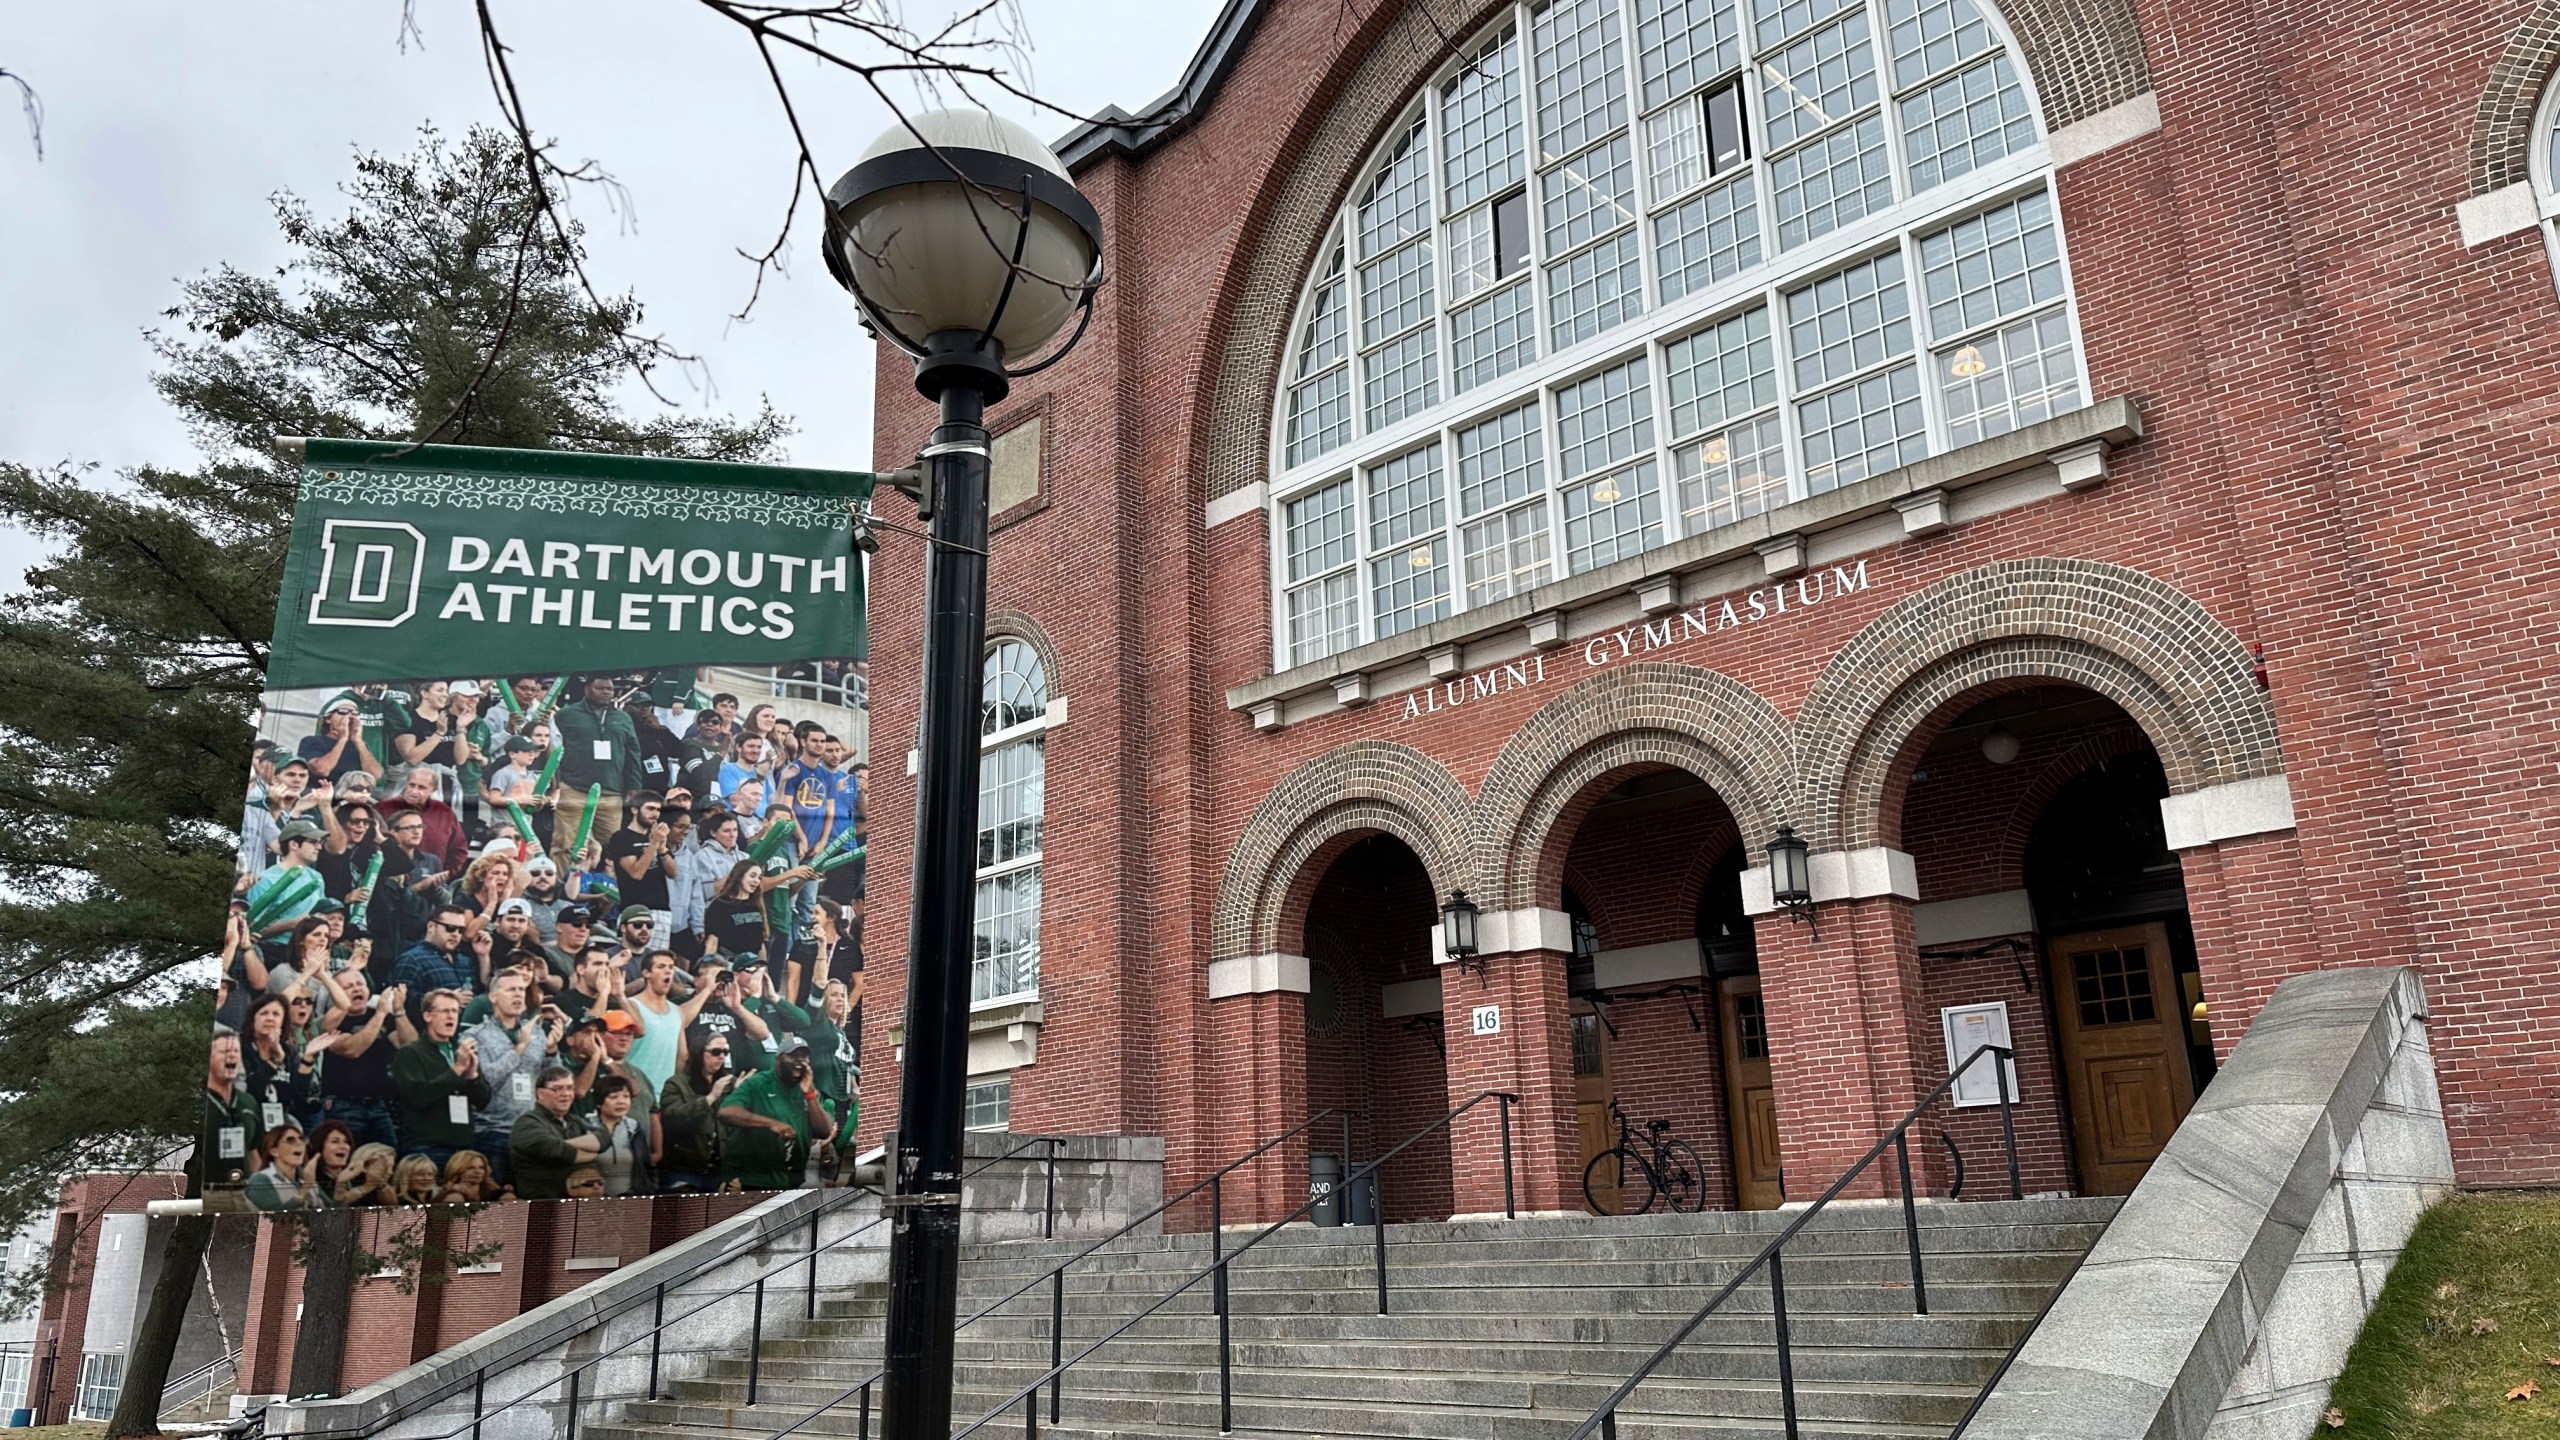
<box><xmin>269</xmin><ymin>439</ymin><xmax>874</xmax><ymax>687</ymax></box>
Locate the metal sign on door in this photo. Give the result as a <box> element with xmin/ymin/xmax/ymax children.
<box><xmin>1471</xmin><ymin>1004</ymin><xmax>1501</xmax><ymax>1036</ymax></box>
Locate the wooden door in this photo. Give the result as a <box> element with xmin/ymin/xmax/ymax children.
<box><xmin>2049</xmin><ymin>923</ymin><xmax>2195</xmax><ymax>1195</ymax></box>
<box><xmin>1573</xmin><ymin>1009</ymin><xmax>1616</xmax><ymax>1212</ymax></box>
<box><xmin>1719</xmin><ymin>976</ymin><xmax>1783</xmax><ymax>1209</ymax></box>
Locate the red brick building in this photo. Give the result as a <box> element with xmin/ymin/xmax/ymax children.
<box><xmin>852</xmin><ymin>0</ymin><xmax>2560</xmax><ymax>1220</ymax></box>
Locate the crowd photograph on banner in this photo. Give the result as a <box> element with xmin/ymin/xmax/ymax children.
<box><xmin>208</xmin><ymin>661</ymin><xmax>870</xmax><ymax>1211</ymax></box>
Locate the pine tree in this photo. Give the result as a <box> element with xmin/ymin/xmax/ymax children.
<box><xmin>0</xmin><ymin>123</ymin><xmax>787</xmax><ymax>1431</ymax></box>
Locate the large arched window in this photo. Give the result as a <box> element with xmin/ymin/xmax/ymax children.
<box><xmin>1271</xmin><ymin>0</ymin><xmax>2085</xmax><ymax>667</ymax></box>
<box><xmin>2536</xmin><ymin>72</ymin><xmax>2560</xmax><ymax>291</ymax></box>
<box><xmin>976</xmin><ymin>641</ymin><xmax>1049</xmax><ymax>1005</ymax></box>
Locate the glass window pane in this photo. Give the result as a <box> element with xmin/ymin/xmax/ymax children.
<box><xmin>981</xmin><ymin>640</ymin><xmax>1047</xmax><ymax>734</ymax></box>
<box><xmin>1646</xmin><ymin>99</ymin><xmax>1708</xmax><ymax>201</ymax></box>
<box><xmin>1444</xmin><ymin>29</ymin><xmax>1528</xmax><ymax>212</ymax></box>
<box><xmin>1367</xmin><ymin>441</ymin><xmax>1447</xmax><ymax>549</ymax></box>
<box><xmin>1797</xmin><ymin>362</ymin><xmax>1925</xmax><ymax>492</ymax></box>
<box><xmin>1546</xmin><ymin>229</ymin><xmax>1647</xmax><ymax>347</ymax></box>
<box><xmin>1562</xmin><ymin>459</ymin><xmax>1663</xmax><ymax>571</ymax></box>
<box><xmin>1884</xmin><ymin>0</ymin><xmax>1995</xmax><ymax>88</ymax></box>
<box><xmin>1363</xmin><ymin>327</ymin><xmax>1441</xmax><ymax>428</ymax></box>
<box><xmin>1751</xmin><ymin>0</ymin><xmax>1857</xmax><ymax>54</ymax></box>
<box><xmin>1463</xmin><ymin>500</ymin><xmax>1555</xmax><ymax>604</ymax></box>
<box><xmin>1451</xmin><ymin>282</ymin><xmax>1540</xmax><ymax>390</ymax></box>
<box><xmin>1447</xmin><ymin>208</ymin><xmax>1497</xmax><ymax>301</ymax></box>
<box><xmin>1285</xmin><ymin>369</ymin><xmax>1352</xmax><ymax>467</ymax></box>
<box><xmin>1284</xmin><ymin>477</ymin><xmax>1357</xmax><ymax>581</ymax></box>
<box><xmin>1494</xmin><ymin>190</ymin><xmax>1533</xmax><ymax>274</ymax></box>
<box><xmin>1371</xmin><ymin>536</ymin><xmax>1452</xmax><ymax>637</ymax></box>
<box><xmin>964</xmin><ymin>1076</ymin><xmax>1011</xmax><ymax>1131</ymax></box>
<box><xmin>1760</xmin><ymin>12</ymin><xmax>1880</xmax><ymax>152</ymax></box>
<box><xmin>1665</xmin><ymin>305</ymin><xmax>1777</xmax><ymax>436</ymax></box>
<box><xmin>976</xmin><ymin>736</ymin><xmax>1045</xmax><ymax>867</ymax></box>
<box><xmin>1655</xmin><ymin>175</ymin><xmax>1763</xmax><ymax>302</ymax></box>
<box><xmin>1555</xmin><ymin>356</ymin><xmax>1655</xmax><ymax>476</ymax></box>
<box><xmin>1532</xmin><ymin>0</ymin><xmax>1630</xmax><ymax>159</ymax></box>
<box><xmin>1288</xmin><ymin>570</ymin><xmax>1362</xmax><ymax>664</ymax></box>
<box><xmin>1900</xmin><ymin>56</ymin><xmax>2035</xmax><ymax>193</ymax></box>
<box><xmin>1771</xmin><ymin>112</ymin><xmax>1895</xmax><ymax>249</ymax></box>
<box><xmin>1358</xmin><ymin>121</ymin><xmax>1433</xmax><ymax>259</ymax></box>
<box><xmin>1785</xmin><ymin>250</ymin><xmax>1912</xmax><ymax>390</ymax></box>
<box><xmin>972</xmin><ymin>864</ymin><xmax>1041</xmax><ymax>1003</ymax></box>
<box><xmin>1297</xmin><ymin>259</ymin><xmax>1348</xmax><ymax>377</ymax></box>
<box><xmin>1938</xmin><ymin>308</ymin><xmax>2081</xmax><ymax>445</ymax></box>
<box><xmin>1675</xmin><ymin>411</ymin><xmax>1791</xmax><ymax>531</ymax></box>
<box><xmin>1706</xmin><ymin>81</ymin><xmax>1749</xmax><ymax>170</ymax></box>
<box><xmin>1543</xmin><ymin>135</ymin><xmax>1640</xmax><ymax>256</ymax></box>
<box><xmin>1456</xmin><ymin>402</ymin><xmax>1546</xmax><ymax>515</ymax></box>
<box><xmin>1360</xmin><ymin>241</ymin><xmax>1436</xmax><ymax>346</ymax></box>
<box><xmin>1919</xmin><ymin>189</ymin><xmax>2065</xmax><ymax>337</ymax></box>
<box><xmin>1634</xmin><ymin>0</ymin><xmax>1745</xmax><ymax>109</ymax></box>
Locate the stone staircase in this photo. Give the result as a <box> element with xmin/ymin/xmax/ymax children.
<box><xmin>587</xmin><ymin>1196</ymin><xmax>2117</xmax><ymax>1440</ymax></box>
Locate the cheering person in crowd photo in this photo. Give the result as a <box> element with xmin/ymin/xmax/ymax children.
<box><xmin>392</xmin><ymin>989</ymin><xmax>488</xmax><ymax>1168</ymax></box>
<box><xmin>305</xmin><ymin>1120</ymin><xmax>357</xmax><ymax>1207</ymax></box>
<box><xmin>244</xmin><ymin>818</ymin><xmax>330</xmax><ymax>941</ymax></box>
<box><xmin>301</xmin><ymin>696</ymin><xmax>384</xmax><ymax>787</ymax></box>
<box><xmin>244</xmin><ymin>1125</ymin><xmax>310</xmax><ymax>1211</ymax></box>
<box><xmin>587</xmin><ymin>1074</ymin><xmax>652</xmax><ymax>1196</ymax></box>
<box><xmin>338</xmin><ymin>1143</ymin><xmax>400</xmax><ymax>1207</ymax></box>
<box><xmin>508</xmin><ymin>1067</ymin><xmax>601</xmax><ymax>1201</ymax></box>
<box><xmin>391</xmin><ymin>1154</ymin><xmax>442</xmax><ymax>1206</ymax></box>
<box><xmin>656</xmin><ymin>1031</ymin><xmax>735</xmax><ymax>1194</ymax></box>
<box><xmin>202</xmin><ymin>1030</ymin><xmax>259</xmax><ymax>1193</ymax></box>
<box><xmin>314</xmin><ymin>971</ymin><xmax>409</xmax><ymax>1150</ymax></box>
<box><xmin>381</xmin><ymin>765</ymin><xmax>470</xmax><ymax>876</ymax></box>
<box><xmin>553</xmin><ymin>674</ymin><xmax>640</xmax><ymax>872</ymax></box>
<box><xmin>717</xmin><ymin>1034</ymin><xmax>834</xmax><ymax>1192</ymax></box>
<box><xmin>464</xmin><ymin>969</ymin><xmax>557</xmax><ymax>1186</ymax></box>
<box><xmin>240</xmin><ymin>994</ymin><xmax>311</xmax><ymax>1139</ymax></box>
<box><xmin>673</xmin><ymin>811</ymin><xmax>748</xmax><ymax>961</ymax></box>
<box><xmin>392</xmin><ymin>680</ymin><xmax>474</xmax><ymax>799</ymax></box>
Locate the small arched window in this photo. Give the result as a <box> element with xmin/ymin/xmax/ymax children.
<box><xmin>975</xmin><ymin>640</ymin><xmax>1050</xmax><ymax>1005</ymax></box>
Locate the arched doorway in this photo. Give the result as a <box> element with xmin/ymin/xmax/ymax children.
<box><xmin>1552</xmin><ymin>770</ymin><xmax>1775</xmax><ymax>1211</ymax></box>
<box><xmin>1899</xmin><ymin>686</ymin><xmax>2215</xmax><ymax>1197</ymax></box>
<box><xmin>1298</xmin><ymin>833</ymin><xmax>1452</xmax><ymax>1223</ymax></box>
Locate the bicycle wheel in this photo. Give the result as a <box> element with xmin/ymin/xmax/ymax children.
<box><xmin>1585</xmin><ymin>1147</ymin><xmax>1652</xmax><ymax>1215</ymax></box>
<box><xmin>1656</xmin><ymin>1139</ymin><xmax>1708</xmax><ymax>1213</ymax></box>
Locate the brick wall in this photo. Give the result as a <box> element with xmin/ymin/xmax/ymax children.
<box><xmin>848</xmin><ymin>0</ymin><xmax>2560</xmax><ymax>1219</ymax></box>
<box><xmin>31</xmin><ymin>1173</ymin><xmax>184</xmax><ymax>1423</ymax></box>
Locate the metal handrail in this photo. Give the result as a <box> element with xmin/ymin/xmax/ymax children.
<box><xmin>753</xmin><ymin>1107</ymin><xmax>1358</xmax><ymax>1440</ymax></box>
<box><xmin>1573</xmin><ymin>1046</ymin><xmax>2019</xmax><ymax>1440</ymax></box>
<box><xmin>290</xmin><ymin>1134</ymin><xmax>1066</xmax><ymax>1440</ymax></box>
<box><xmin>160</xmin><ymin>1348</ymin><xmax>242</xmax><ymax>1410</ymax></box>
<box><xmin>949</xmin><ymin>1090</ymin><xmax>1520</xmax><ymax>1440</ymax></box>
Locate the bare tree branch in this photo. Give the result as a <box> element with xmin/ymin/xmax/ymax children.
<box><xmin>1</xmin><ymin>66</ymin><xmax>42</xmax><ymax>160</ymax></box>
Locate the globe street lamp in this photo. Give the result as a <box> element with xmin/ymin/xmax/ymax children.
<box><xmin>824</xmin><ymin>110</ymin><xmax>1102</xmax><ymax>1440</ymax></box>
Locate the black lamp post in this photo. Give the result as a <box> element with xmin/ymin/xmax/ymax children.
<box><xmin>823</xmin><ymin>109</ymin><xmax>1102</xmax><ymax>1440</ymax></box>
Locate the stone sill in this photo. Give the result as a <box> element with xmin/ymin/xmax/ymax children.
<box><xmin>888</xmin><ymin>998</ymin><xmax>1043</xmax><ymax>1050</ymax></box>
<box><xmin>1225</xmin><ymin>396</ymin><xmax>2143</xmax><ymax>719</ymax></box>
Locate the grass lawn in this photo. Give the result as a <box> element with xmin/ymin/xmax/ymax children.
<box><xmin>2325</xmin><ymin>1191</ymin><xmax>2560</xmax><ymax>1437</ymax></box>
<box><xmin>12</xmin><ymin>1425</ymin><xmax>106</xmax><ymax>1440</ymax></box>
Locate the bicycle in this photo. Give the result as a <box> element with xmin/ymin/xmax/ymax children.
<box><xmin>1583</xmin><ymin>1103</ymin><xmax>1707</xmax><ymax>1215</ymax></box>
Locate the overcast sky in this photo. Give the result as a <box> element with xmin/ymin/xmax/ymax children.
<box><xmin>0</xmin><ymin>0</ymin><xmax>1220</xmax><ymax>581</ymax></box>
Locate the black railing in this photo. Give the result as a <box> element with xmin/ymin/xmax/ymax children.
<box><xmin>757</xmin><ymin>1107</ymin><xmax>1358</xmax><ymax>1440</ymax></box>
<box><xmin>1944</xmin><ymin>1232</ymin><xmax>2093</xmax><ymax>1437</ymax></box>
<box><xmin>945</xmin><ymin>1091</ymin><xmax>1520</xmax><ymax>1440</ymax></box>
<box><xmin>1573</xmin><ymin>1047</ymin><xmax>2018</xmax><ymax>1440</ymax></box>
<box><xmin>286</xmin><ymin>1135</ymin><xmax>1066</xmax><ymax>1440</ymax></box>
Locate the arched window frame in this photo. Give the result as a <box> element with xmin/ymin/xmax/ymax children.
<box><xmin>2533</xmin><ymin>70</ymin><xmax>2560</xmax><ymax>291</ymax></box>
<box><xmin>975</xmin><ymin>639</ymin><xmax>1056</xmax><ymax>1008</ymax></box>
<box><xmin>1267</xmin><ymin>0</ymin><xmax>2092</xmax><ymax>671</ymax></box>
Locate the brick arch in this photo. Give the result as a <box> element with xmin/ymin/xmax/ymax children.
<box><xmin>1194</xmin><ymin>0</ymin><xmax>2156</xmax><ymax>508</ymax></box>
<box><xmin>1212</xmin><ymin>740</ymin><xmax>1475</xmax><ymax>961</ymax></box>
<box><xmin>1474</xmin><ymin>664</ymin><xmax>1794</xmax><ymax>912</ymax></box>
<box><xmin>984</xmin><ymin>608</ymin><xmax>1065</xmax><ymax>699</ymax></box>
<box><xmin>1796</xmin><ymin>559</ymin><xmax>2283</xmax><ymax>851</ymax></box>
<box><xmin>1986</xmin><ymin>719</ymin><xmax>2158</xmax><ymax>891</ymax></box>
<box><xmin>2468</xmin><ymin>0</ymin><xmax>2560</xmax><ymax>194</ymax></box>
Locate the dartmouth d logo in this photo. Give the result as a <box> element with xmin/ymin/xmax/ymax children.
<box><xmin>307</xmin><ymin>518</ymin><xmax>427</xmax><ymax>628</ymax></box>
